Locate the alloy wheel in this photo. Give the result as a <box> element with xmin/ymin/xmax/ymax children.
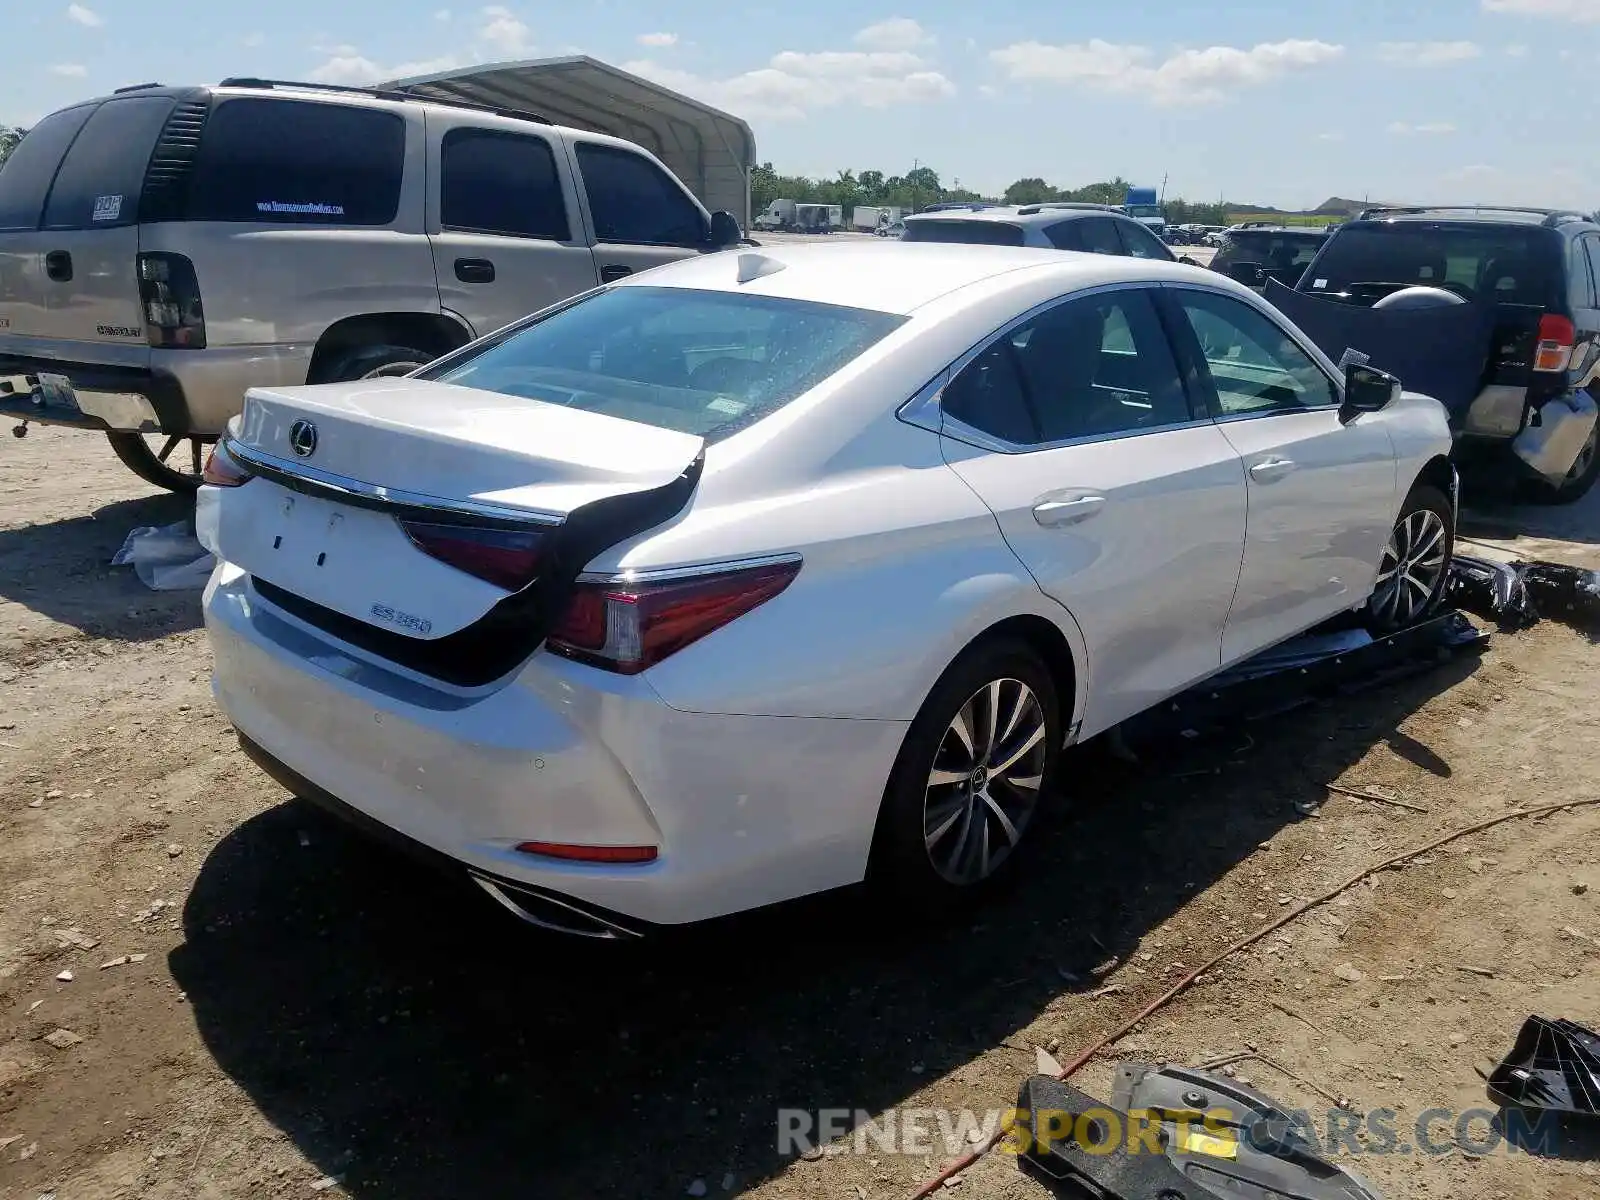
<box><xmin>1371</xmin><ymin>508</ymin><xmax>1449</xmax><ymax>627</ymax></box>
<box><xmin>922</xmin><ymin>678</ymin><xmax>1047</xmax><ymax>886</ymax></box>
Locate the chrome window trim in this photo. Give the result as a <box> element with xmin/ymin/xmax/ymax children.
<box><xmin>896</xmin><ymin>280</ymin><xmax>1215</xmax><ymax>455</ymax></box>
<box><xmin>223</xmin><ymin>435</ymin><xmax>565</xmax><ymax>527</ymax></box>
<box><xmin>576</xmin><ymin>551</ymin><xmax>802</xmax><ymax>586</ymax></box>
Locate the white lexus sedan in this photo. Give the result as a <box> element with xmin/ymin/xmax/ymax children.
<box><xmin>197</xmin><ymin>243</ymin><xmax>1455</xmax><ymax>937</ymax></box>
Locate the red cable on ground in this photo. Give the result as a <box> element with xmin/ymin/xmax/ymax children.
<box><xmin>906</xmin><ymin>796</ymin><xmax>1600</xmax><ymax>1199</ymax></box>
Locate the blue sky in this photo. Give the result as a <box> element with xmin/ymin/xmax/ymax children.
<box><xmin>6</xmin><ymin>0</ymin><xmax>1599</xmax><ymax>210</ymax></box>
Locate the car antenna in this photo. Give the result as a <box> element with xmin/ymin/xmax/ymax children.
<box><xmin>736</xmin><ymin>252</ymin><xmax>786</xmax><ymax>284</ymax></box>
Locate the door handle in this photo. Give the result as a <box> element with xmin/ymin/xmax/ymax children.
<box><xmin>45</xmin><ymin>251</ymin><xmax>72</xmax><ymax>283</ymax></box>
<box><xmin>454</xmin><ymin>258</ymin><xmax>495</xmax><ymax>283</ymax></box>
<box><xmin>1032</xmin><ymin>494</ymin><xmax>1105</xmax><ymax>527</ymax></box>
<box><xmin>1248</xmin><ymin>456</ymin><xmax>1296</xmax><ymax>483</ymax></box>
<box><xmin>600</xmin><ymin>264</ymin><xmax>633</xmax><ymax>283</ymax></box>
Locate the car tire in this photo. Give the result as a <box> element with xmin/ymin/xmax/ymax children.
<box><xmin>1364</xmin><ymin>484</ymin><xmax>1454</xmax><ymax>633</ymax></box>
<box><xmin>316</xmin><ymin>344</ymin><xmax>435</xmax><ymax>384</ymax></box>
<box><xmin>870</xmin><ymin>638</ymin><xmax>1062</xmax><ymax>909</ymax></box>
<box><xmin>1528</xmin><ymin>418</ymin><xmax>1600</xmax><ymax>505</ymax></box>
<box><xmin>106</xmin><ymin>431</ymin><xmax>214</xmax><ymax>494</ymax></box>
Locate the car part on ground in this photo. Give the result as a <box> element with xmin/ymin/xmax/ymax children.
<box><xmin>1486</xmin><ymin>1016</ymin><xmax>1600</xmax><ymax>1118</ymax></box>
<box><xmin>1446</xmin><ymin>553</ymin><xmax>1600</xmax><ymax>629</ymax></box>
<box><xmin>1016</xmin><ymin>1068</ymin><xmax>1383</xmax><ymax>1199</ymax></box>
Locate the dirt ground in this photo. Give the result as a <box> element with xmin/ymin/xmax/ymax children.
<box><xmin>3</xmin><ymin>423</ymin><xmax>1600</xmax><ymax>1200</ymax></box>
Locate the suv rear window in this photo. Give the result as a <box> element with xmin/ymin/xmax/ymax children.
<box><xmin>43</xmin><ymin>95</ymin><xmax>176</xmax><ymax>229</ymax></box>
<box><xmin>427</xmin><ymin>286</ymin><xmax>906</xmax><ymax>440</ymax></box>
<box><xmin>0</xmin><ymin>105</ymin><xmax>95</xmax><ymax>231</ymax></box>
<box><xmin>1212</xmin><ymin>231</ymin><xmax>1326</xmax><ymax>281</ymax></box>
<box><xmin>902</xmin><ymin>219</ymin><xmax>1026</xmax><ymax>247</ymax></box>
<box><xmin>1305</xmin><ymin>224</ymin><xmax>1563</xmax><ymax>308</ymax></box>
<box><xmin>183</xmin><ymin>98</ymin><xmax>405</xmax><ymax>225</ymax></box>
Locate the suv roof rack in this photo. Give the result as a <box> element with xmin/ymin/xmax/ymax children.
<box><xmin>216</xmin><ymin>77</ymin><xmax>550</xmax><ymax>125</ymax></box>
<box><xmin>1357</xmin><ymin>204</ymin><xmax>1592</xmax><ymax>228</ymax></box>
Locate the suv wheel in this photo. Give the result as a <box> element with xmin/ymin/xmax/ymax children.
<box><xmin>106</xmin><ymin>432</ymin><xmax>216</xmax><ymax>494</ymax></box>
<box><xmin>317</xmin><ymin>344</ymin><xmax>434</xmax><ymax>383</ymax></box>
<box><xmin>1530</xmin><ymin>419</ymin><xmax>1600</xmax><ymax>505</ymax></box>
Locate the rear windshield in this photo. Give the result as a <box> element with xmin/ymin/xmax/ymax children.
<box><xmin>1213</xmin><ymin>231</ymin><xmax>1326</xmax><ymax>275</ymax></box>
<box><xmin>1304</xmin><ymin>224</ymin><xmax>1563</xmax><ymax>307</ymax></box>
<box><xmin>902</xmin><ymin>219</ymin><xmax>1026</xmax><ymax>247</ymax></box>
<box><xmin>426</xmin><ymin>286</ymin><xmax>907</xmax><ymax>440</ymax></box>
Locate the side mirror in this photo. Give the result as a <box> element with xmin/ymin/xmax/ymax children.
<box><xmin>1341</xmin><ymin>362</ymin><xmax>1401</xmax><ymax>422</ymax></box>
<box><xmin>708</xmin><ymin>211</ymin><xmax>742</xmax><ymax>249</ymax></box>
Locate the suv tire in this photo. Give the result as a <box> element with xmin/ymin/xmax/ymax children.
<box><xmin>1529</xmin><ymin>418</ymin><xmax>1600</xmax><ymax>505</ymax></box>
<box><xmin>317</xmin><ymin>344</ymin><xmax>435</xmax><ymax>383</ymax></box>
<box><xmin>106</xmin><ymin>432</ymin><xmax>214</xmax><ymax>494</ymax></box>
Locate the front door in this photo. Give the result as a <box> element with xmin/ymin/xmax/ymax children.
<box><xmin>937</xmin><ymin>286</ymin><xmax>1248</xmax><ymax>737</ymax></box>
<box><xmin>568</xmin><ymin>141</ymin><xmax>712</xmax><ymax>282</ymax></box>
<box><xmin>1161</xmin><ymin>285</ymin><xmax>1399</xmax><ymax>666</ymax></box>
<box><xmin>428</xmin><ymin>126</ymin><xmax>600</xmax><ymax>338</ymax></box>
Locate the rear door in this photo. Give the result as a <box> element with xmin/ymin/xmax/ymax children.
<box><xmin>0</xmin><ymin>104</ymin><xmax>101</xmax><ymax>345</ymax></box>
<box><xmin>1162</xmin><ymin>284</ymin><xmax>1398</xmax><ymax>665</ymax></box>
<box><xmin>935</xmin><ymin>285</ymin><xmax>1248</xmax><ymax>736</ymax></box>
<box><xmin>33</xmin><ymin>94</ymin><xmax>177</xmax><ymax>358</ymax></box>
<box><xmin>568</xmin><ymin>140</ymin><xmax>712</xmax><ymax>282</ymax></box>
<box><xmin>427</xmin><ymin>124</ymin><xmax>600</xmax><ymax>337</ymax></box>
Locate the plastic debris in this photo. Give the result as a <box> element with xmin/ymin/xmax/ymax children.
<box><xmin>1447</xmin><ymin>554</ymin><xmax>1600</xmax><ymax>630</ymax></box>
<box><xmin>110</xmin><ymin>521</ymin><xmax>215</xmax><ymax>591</ymax></box>
<box><xmin>1487</xmin><ymin>1015</ymin><xmax>1600</xmax><ymax>1117</ymax></box>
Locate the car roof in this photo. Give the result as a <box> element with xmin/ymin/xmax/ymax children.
<box><xmin>612</xmin><ymin>242</ymin><xmax>1222</xmax><ymax>315</ymax></box>
<box><xmin>904</xmin><ymin>205</ymin><xmax>1133</xmax><ymax>229</ymax></box>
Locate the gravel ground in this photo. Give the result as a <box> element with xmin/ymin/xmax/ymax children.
<box><xmin>2</xmin><ymin>413</ymin><xmax>1598</xmax><ymax>1200</ymax></box>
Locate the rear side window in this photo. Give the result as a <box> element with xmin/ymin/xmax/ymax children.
<box><xmin>902</xmin><ymin>219</ymin><xmax>1025</xmax><ymax>247</ymax></box>
<box><xmin>574</xmin><ymin>143</ymin><xmax>704</xmax><ymax>246</ymax></box>
<box><xmin>183</xmin><ymin>98</ymin><xmax>405</xmax><ymax>225</ymax></box>
<box><xmin>0</xmin><ymin>105</ymin><xmax>95</xmax><ymax>230</ymax></box>
<box><xmin>428</xmin><ymin>285</ymin><xmax>904</xmax><ymax>440</ymax></box>
<box><xmin>441</xmin><ymin>128</ymin><xmax>568</xmax><ymax>240</ymax></box>
<box><xmin>1304</xmin><ymin>225</ymin><xmax>1562</xmax><ymax>308</ymax></box>
<box><xmin>1568</xmin><ymin>237</ymin><xmax>1597</xmax><ymax>310</ymax></box>
<box><xmin>1586</xmin><ymin>238</ymin><xmax>1600</xmax><ymax>308</ymax></box>
<box><xmin>42</xmin><ymin>96</ymin><xmax>176</xmax><ymax>229</ymax></box>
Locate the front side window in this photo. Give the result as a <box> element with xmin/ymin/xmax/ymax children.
<box><xmin>942</xmin><ymin>289</ymin><xmax>1191</xmax><ymax>445</ymax></box>
<box><xmin>441</xmin><ymin>128</ymin><xmax>568</xmax><ymax>240</ymax></box>
<box><xmin>574</xmin><ymin>143</ymin><xmax>704</xmax><ymax>246</ymax></box>
<box><xmin>183</xmin><ymin>98</ymin><xmax>406</xmax><ymax>225</ymax></box>
<box><xmin>1173</xmin><ymin>290</ymin><xmax>1338</xmax><ymax>417</ymax></box>
<box><xmin>425</xmin><ymin>286</ymin><xmax>904</xmax><ymax>440</ymax></box>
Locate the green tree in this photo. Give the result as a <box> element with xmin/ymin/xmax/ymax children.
<box><xmin>0</xmin><ymin>126</ymin><xmax>27</xmax><ymax>168</ymax></box>
<box><xmin>1003</xmin><ymin>177</ymin><xmax>1057</xmax><ymax>205</ymax></box>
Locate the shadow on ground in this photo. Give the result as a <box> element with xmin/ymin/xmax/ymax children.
<box><xmin>170</xmin><ymin>645</ymin><xmax>1481</xmax><ymax>1199</ymax></box>
<box><xmin>0</xmin><ymin>493</ymin><xmax>201</xmax><ymax>641</ymax></box>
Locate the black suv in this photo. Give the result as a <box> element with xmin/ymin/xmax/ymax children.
<box><xmin>1209</xmin><ymin>224</ymin><xmax>1331</xmax><ymax>291</ymax></box>
<box><xmin>1287</xmin><ymin>207</ymin><xmax>1600</xmax><ymax>502</ymax></box>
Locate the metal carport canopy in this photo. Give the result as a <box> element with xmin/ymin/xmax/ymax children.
<box><xmin>382</xmin><ymin>55</ymin><xmax>756</xmax><ymax>228</ymax></box>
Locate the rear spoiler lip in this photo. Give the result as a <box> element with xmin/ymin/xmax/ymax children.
<box><xmin>221</xmin><ymin>434</ymin><xmax>565</xmax><ymax>529</ymax></box>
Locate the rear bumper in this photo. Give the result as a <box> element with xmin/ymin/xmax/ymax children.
<box><xmin>204</xmin><ymin>563</ymin><xmax>906</xmax><ymax>928</ymax></box>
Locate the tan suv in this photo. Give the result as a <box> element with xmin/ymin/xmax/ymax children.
<box><xmin>0</xmin><ymin>78</ymin><xmax>743</xmax><ymax>490</ymax></box>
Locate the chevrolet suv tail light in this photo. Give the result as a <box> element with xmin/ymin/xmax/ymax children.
<box><xmin>137</xmin><ymin>252</ymin><xmax>206</xmax><ymax>349</ymax></box>
<box><xmin>398</xmin><ymin>520</ymin><xmax>547</xmax><ymax>591</ymax></box>
<box><xmin>546</xmin><ymin>556</ymin><xmax>801</xmax><ymax>675</ymax></box>
<box><xmin>1533</xmin><ymin>314</ymin><xmax>1575</xmax><ymax>373</ymax></box>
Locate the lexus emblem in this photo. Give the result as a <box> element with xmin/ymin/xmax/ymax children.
<box><xmin>288</xmin><ymin>420</ymin><xmax>318</xmax><ymax>458</ymax></box>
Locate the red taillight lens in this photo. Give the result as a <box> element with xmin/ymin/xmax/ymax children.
<box><xmin>399</xmin><ymin>520</ymin><xmax>546</xmax><ymax>591</ymax></box>
<box><xmin>546</xmin><ymin>557</ymin><xmax>801</xmax><ymax>674</ymax></box>
<box><xmin>1534</xmin><ymin>314</ymin><xmax>1575</xmax><ymax>373</ymax></box>
<box><xmin>137</xmin><ymin>252</ymin><xmax>206</xmax><ymax>350</ymax></box>
<box><xmin>515</xmin><ymin>841</ymin><xmax>658</xmax><ymax>864</ymax></box>
<box><xmin>200</xmin><ymin>440</ymin><xmax>253</xmax><ymax>487</ymax></box>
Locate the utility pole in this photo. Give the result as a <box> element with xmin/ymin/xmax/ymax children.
<box><xmin>1159</xmin><ymin>173</ymin><xmax>1168</xmax><ymax>204</ymax></box>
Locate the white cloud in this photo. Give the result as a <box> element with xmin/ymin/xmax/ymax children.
<box><xmin>1506</xmin><ymin>42</ymin><xmax>1531</xmax><ymax>54</ymax></box>
<box><xmin>479</xmin><ymin>5</ymin><xmax>532</xmax><ymax>54</ymax></box>
<box><xmin>50</xmin><ymin>62</ymin><xmax>88</xmax><ymax>76</ymax></box>
<box><xmin>1376</xmin><ymin>40</ymin><xmax>1482</xmax><ymax>65</ymax></box>
<box><xmin>1387</xmin><ymin>121</ymin><xmax>1457</xmax><ymax>135</ymax></box>
<box><xmin>435</xmin><ymin>8</ymin><xmax>452</xmax><ymax>19</ymax></box>
<box><xmin>1317</xmin><ymin>131</ymin><xmax>1346</xmax><ymax>141</ymax></box>
<box><xmin>309</xmin><ymin>53</ymin><xmax>464</xmax><ymax>84</ymax></box>
<box><xmin>65</xmin><ymin>3</ymin><xmax>101</xmax><ymax>27</ymax></box>
<box><xmin>623</xmin><ymin>48</ymin><xmax>955</xmax><ymax>120</ymax></box>
<box><xmin>242</xmin><ymin>32</ymin><xmax>265</xmax><ymax>48</ymax></box>
<box><xmin>1483</xmin><ymin>0</ymin><xmax>1600</xmax><ymax>18</ymax></box>
<box><xmin>636</xmin><ymin>31</ymin><xmax>678</xmax><ymax>47</ymax></box>
<box><xmin>853</xmin><ymin>17</ymin><xmax>932</xmax><ymax>51</ymax></box>
<box><xmin>989</xmin><ymin>38</ymin><xmax>1344</xmax><ymax>104</ymax></box>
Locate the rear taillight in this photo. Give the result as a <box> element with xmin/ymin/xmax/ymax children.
<box><xmin>546</xmin><ymin>557</ymin><xmax>801</xmax><ymax>675</ymax></box>
<box><xmin>200</xmin><ymin>440</ymin><xmax>252</xmax><ymax>487</ymax></box>
<box><xmin>137</xmin><ymin>252</ymin><xmax>206</xmax><ymax>349</ymax></box>
<box><xmin>1534</xmin><ymin>314</ymin><xmax>1575</xmax><ymax>373</ymax></box>
<box><xmin>398</xmin><ymin>520</ymin><xmax>546</xmax><ymax>591</ymax></box>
